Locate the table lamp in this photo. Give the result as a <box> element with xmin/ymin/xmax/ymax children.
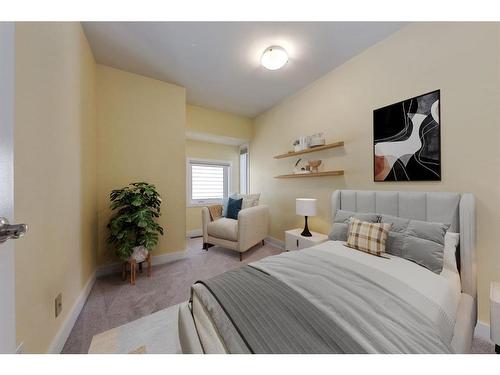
<box><xmin>296</xmin><ymin>198</ymin><xmax>317</xmax><ymax>237</ymax></box>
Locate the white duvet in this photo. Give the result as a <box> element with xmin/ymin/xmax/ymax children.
<box><xmin>190</xmin><ymin>239</ymin><xmax>463</xmax><ymax>353</ymax></box>
<box><xmin>311</xmin><ymin>240</ymin><xmax>462</xmax><ymax>326</ymax></box>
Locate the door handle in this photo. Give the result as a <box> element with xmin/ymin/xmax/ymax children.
<box><xmin>0</xmin><ymin>217</ymin><xmax>28</xmax><ymax>243</ymax></box>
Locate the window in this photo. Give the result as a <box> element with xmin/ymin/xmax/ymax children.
<box><xmin>187</xmin><ymin>159</ymin><xmax>231</xmax><ymax>206</ymax></box>
<box><xmin>239</xmin><ymin>145</ymin><xmax>249</xmax><ymax>195</ymax></box>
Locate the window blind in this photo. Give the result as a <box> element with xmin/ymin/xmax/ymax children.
<box><xmin>188</xmin><ymin>160</ymin><xmax>230</xmax><ymax>204</ymax></box>
<box><xmin>191</xmin><ymin>164</ymin><xmax>224</xmax><ymax>200</ymax></box>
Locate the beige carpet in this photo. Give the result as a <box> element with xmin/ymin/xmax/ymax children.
<box><xmin>62</xmin><ymin>238</ymin><xmax>281</xmax><ymax>353</ymax></box>
<box><xmin>63</xmin><ymin>238</ymin><xmax>495</xmax><ymax>354</ymax></box>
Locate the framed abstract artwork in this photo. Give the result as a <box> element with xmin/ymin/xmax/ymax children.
<box><xmin>373</xmin><ymin>90</ymin><xmax>441</xmax><ymax>181</ymax></box>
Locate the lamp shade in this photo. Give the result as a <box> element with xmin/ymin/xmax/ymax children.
<box><xmin>296</xmin><ymin>198</ymin><xmax>317</xmax><ymax>217</ymax></box>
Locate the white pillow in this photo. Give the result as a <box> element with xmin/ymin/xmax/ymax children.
<box><xmin>235</xmin><ymin>193</ymin><xmax>260</xmax><ymax>209</ymax></box>
<box><xmin>442</xmin><ymin>231</ymin><xmax>459</xmax><ymax>273</ymax></box>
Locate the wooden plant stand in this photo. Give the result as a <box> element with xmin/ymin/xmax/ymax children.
<box><xmin>122</xmin><ymin>252</ymin><xmax>152</xmax><ymax>285</ymax></box>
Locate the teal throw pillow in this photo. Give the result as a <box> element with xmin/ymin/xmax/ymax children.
<box><xmin>226</xmin><ymin>197</ymin><xmax>243</xmax><ymax>220</ymax></box>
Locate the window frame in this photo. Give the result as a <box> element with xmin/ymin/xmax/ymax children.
<box><xmin>186</xmin><ymin>157</ymin><xmax>232</xmax><ymax>207</ymax></box>
<box><xmin>239</xmin><ymin>144</ymin><xmax>250</xmax><ymax>195</ymax></box>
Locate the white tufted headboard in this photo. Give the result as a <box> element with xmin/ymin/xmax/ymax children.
<box><xmin>331</xmin><ymin>190</ymin><xmax>476</xmax><ymax>316</ymax></box>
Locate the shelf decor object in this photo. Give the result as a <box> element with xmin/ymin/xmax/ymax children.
<box><xmin>296</xmin><ymin>198</ymin><xmax>317</xmax><ymax>237</ymax></box>
<box><xmin>275</xmin><ymin>170</ymin><xmax>344</xmax><ymax>179</ymax></box>
<box><xmin>274</xmin><ymin>141</ymin><xmax>344</xmax><ymax>159</ymax></box>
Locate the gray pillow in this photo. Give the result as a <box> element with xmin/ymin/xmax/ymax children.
<box><xmin>402</xmin><ymin>219</ymin><xmax>450</xmax><ymax>274</ymax></box>
<box><xmin>381</xmin><ymin>214</ymin><xmax>450</xmax><ymax>274</ymax></box>
<box><xmin>221</xmin><ymin>197</ymin><xmax>230</xmax><ymax>217</ymax></box>
<box><xmin>329</xmin><ymin>210</ymin><xmax>380</xmax><ymax>241</ymax></box>
<box><xmin>380</xmin><ymin>214</ymin><xmax>410</xmax><ymax>257</ymax></box>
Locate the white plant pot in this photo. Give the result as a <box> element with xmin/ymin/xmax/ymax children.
<box><xmin>131</xmin><ymin>246</ymin><xmax>149</xmax><ymax>263</ymax></box>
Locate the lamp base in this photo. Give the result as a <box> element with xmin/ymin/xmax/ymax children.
<box><xmin>301</xmin><ymin>216</ymin><xmax>312</xmax><ymax>237</ymax></box>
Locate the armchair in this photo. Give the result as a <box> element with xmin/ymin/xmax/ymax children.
<box><xmin>201</xmin><ymin>205</ymin><xmax>270</xmax><ymax>261</ymax></box>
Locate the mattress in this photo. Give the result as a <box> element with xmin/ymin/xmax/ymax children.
<box><xmin>191</xmin><ymin>240</ymin><xmax>462</xmax><ymax>353</ymax></box>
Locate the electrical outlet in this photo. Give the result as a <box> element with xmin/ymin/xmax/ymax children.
<box><xmin>55</xmin><ymin>293</ymin><xmax>62</xmax><ymax>318</ymax></box>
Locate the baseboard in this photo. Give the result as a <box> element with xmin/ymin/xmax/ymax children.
<box><xmin>48</xmin><ymin>272</ymin><xmax>96</xmax><ymax>354</ymax></box>
<box><xmin>264</xmin><ymin>236</ymin><xmax>285</xmax><ymax>250</ymax></box>
<box><xmin>475</xmin><ymin>320</ymin><xmax>492</xmax><ymax>342</ymax></box>
<box><xmin>186</xmin><ymin>229</ymin><xmax>202</xmax><ymax>238</ymax></box>
<box><xmin>95</xmin><ymin>249</ymin><xmax>188</xmax><ymax>278</ymax></box>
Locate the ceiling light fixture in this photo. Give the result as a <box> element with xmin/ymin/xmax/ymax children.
<box><xmin>261</xmin><ymin>46</ymin><xmax>288</xmax><ymax>70</ymax></box>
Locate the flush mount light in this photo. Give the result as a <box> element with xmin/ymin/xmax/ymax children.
<box><xmin>261</xmin><ymin>46</ymin><xmax>288</xmax><ymax>70</ymax></box>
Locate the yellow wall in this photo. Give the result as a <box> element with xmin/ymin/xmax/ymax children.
<box><xmin>14</xmin><ymin>23</ymin><xmax>98</xmax><ymax>353</ymax></box>
<box><xmin>186</xmin><ymin>139</ymin><xmax>240</xmax><ymax>233</ymax></box>
<box><xmin>187</xmin><ymin>104</ymin><xmax>253</xmax><ymax>140</ymax></box>
<box><xmin>251</xmin><ymin>23</ymin><xmax>500</xmax><ymax>324</ymax></box>
<box><xmin>96</xmin><ymin>65</ymin><xmax>186</xmax><ymax>265</ymax></box>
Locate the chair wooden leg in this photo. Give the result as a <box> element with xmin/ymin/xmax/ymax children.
<box><xmin>239</xmin><ymin>253</ymin><xmax>243</xmax><ymax>262</ymax></box>
<box><xmin>147</xmin><ymin>253</ymin><xmax>152</xmax><ymax>277</ymax></box>
<box><xmin>203</xmin><ymin>242</ymin><xmax>209</xmax><ymax>251</ymax></box>
<box><xmin>139</xmin><ymin>262</ymin><xmax>143</xmax><ymax>273</ymax></box>
<box><xmin>262</xmin><ymin>239</ymin><xmax>265</xmax><ymax>245</ymax></box>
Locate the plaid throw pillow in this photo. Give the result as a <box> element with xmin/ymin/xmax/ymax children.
<box><xmin>346</xmin><ymin>218</ymin><xmax>392</xmax><ymax>256</ymax></box>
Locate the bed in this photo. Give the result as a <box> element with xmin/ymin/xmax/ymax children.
<box><xmin>178</xmin><ymin>190</ymin><xmax>477</xmax><ymax>354</ymax></box>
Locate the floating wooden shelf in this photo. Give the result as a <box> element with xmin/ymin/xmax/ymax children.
<box><xmin>273</xmin><ymin>141</ymin><xmax>344</xmax><ymax>159</ymax></box>
<box><xmin>274</xmin><ymin>170</ymin><xmax>344</xmax><ymax>179</ymax></box>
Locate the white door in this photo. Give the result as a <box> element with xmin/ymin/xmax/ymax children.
<box><xmin>0</xmin><ymin>22</ymin><xmax>17</xmax><ymax>353</ymax></box>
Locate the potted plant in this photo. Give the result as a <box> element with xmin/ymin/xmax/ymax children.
<box><xmin>107</xmin><ymin>182</ymin><xmax>164</xmax><ymax>262</ymax></box>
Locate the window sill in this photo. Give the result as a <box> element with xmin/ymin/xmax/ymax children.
<box><xmin>187</xmin><ymin>201</ymin><xmax>223</xmax><ymax>208</ymax></box>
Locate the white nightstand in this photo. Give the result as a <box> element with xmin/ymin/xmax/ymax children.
<box><xmin>285</xmin><ymin>228</ymin><xmax>329</xmax><ymax>252</ymax></box>
<box><xmin>490</xmin><ymin>281</ymin><xmax>500</xmax><ymax>354</ymax></box>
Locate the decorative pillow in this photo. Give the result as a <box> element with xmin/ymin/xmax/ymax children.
<box><xmin>442</xmin><ymin>231</ymin><xmax>459</xmax><ymax>273</ymax></box>
<box><xmin>207</xmin><ymin>204</ymin><xmax>223</xmax><ymax>221</ymax></box>
<box><xmin>222</xmin><ymin>193</ymin><xmax>260</xmax><ymax>216</ymax></box>
<box><xmin>402</xmin><ymin>219</ymin><xmax>450</xmax><ymax>274</ymax></box>
<box><xmin>222</xmin><ymin>196</ymin><xmax>230</xmax><ymax>217</ymax></box>
<box><xmin>346</xmin><ymin>218</ymin><xmax>392</xmax><ymax>256</ymax></box>
<box><xmin>226</xmin><ymin>197</ymin><xmax>243</xmax><ymax>220</ymax></box>
<box><xmin>380</xmin><ymin>214</ymin><xmax>411</xmax><ymax>257</ymax></box>
<box><xmin>329</xmin><ymin>210</ymin><xmax>380</xmax><ymax>241</ymax></box>
<box><xmin>241</xmin><ymin>193</ymin><xmax>261</xmax><ymax>209</ymax></box>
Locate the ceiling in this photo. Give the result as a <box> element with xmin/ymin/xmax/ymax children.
<box><xmin>83</xmin><ymin>22</ymin><xmax>406</xmax><ymax>118</ymax></box>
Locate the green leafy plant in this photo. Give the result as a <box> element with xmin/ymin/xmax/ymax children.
<box><xmin>107</xmin><ymin>182</ymin><xmax>164</xmax><ymax>261</ymax></box>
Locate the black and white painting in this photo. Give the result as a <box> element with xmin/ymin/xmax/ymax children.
<box><xmin>373</xmin><ymin>90</ymin><xmax>441</xmax><ymax>181</ymax></box>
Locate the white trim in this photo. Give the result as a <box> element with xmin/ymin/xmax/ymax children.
<box><xmin>475</xmin><ymin>320</ymin><xmax>492</xmax><ymax>343</ymax></box>
<box><xmin>239</xmin><ymin>144</ymin><xmax>249</xmax><ymax>195</ymax></box>
<box><xmin>0</xmin><ymin>22</ymin><xmax>16</xmax><ymax>354</ymax></box>
<box><xmin>48</xmin><ymin>272</ymin><xmax>96</xmax><ymax>353</ymax></box>
<box><xmin>264</xmin><ymin>236</ymin><xmax>285</xmax><ymax>250</ymax></box>
<box><xmin>95</xmin><ymin>249</ymin><xmax>188</xmax><ymax>278</ymax></box>
<box><xmin>186</xmin><ymin>130</ymin><xmax>249</xmax><ymax>146</ymax></box>
<box><xmin>187</xmin><ymin>229</ymin><xmax>203</xmax><ymax>238</ymax></box>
